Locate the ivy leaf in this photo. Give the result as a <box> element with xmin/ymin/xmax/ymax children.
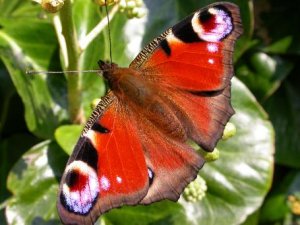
<box><xmin>0</xmin><ymin>1</ymin><xmax>68</xmax><ymax>139</ymax></box>
<box><xmin>264</xmin><ymin>80</ymin><xmax>300</xmax><ymax>168</ymax></box>
<box><xmin>236</xmin><ymin>52</ymin><xmax>293</xmax><ymax>101</ymax></box>
<box><xmin>5</xmin><ymin>141</ymin><xmax>67</xmax><ymax>225</ymax></box>
<box><xmin>54</xmin><ymin>124</ymin><xmax>82</xmax><ymax>155</ymax></box>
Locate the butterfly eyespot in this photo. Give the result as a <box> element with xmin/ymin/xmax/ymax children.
<box><xmin>60</xmin><ymin>161</ymin><xmax>99</xmax><ymax>215</ymax></box>
<box><xmin>192</xmin><ymin>6</ymin><xmax>234</xmax><ymax>42</ymax></box>
<box><xmin>147</xmin><ymin>167</ymin><xmax>155</xmax><ymax>185</ymax></box>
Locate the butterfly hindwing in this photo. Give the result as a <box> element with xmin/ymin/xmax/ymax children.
<box><xmin>136</xmin><ymin>115</ymin><xmax>205</xmax><ymax>204</ymax></box>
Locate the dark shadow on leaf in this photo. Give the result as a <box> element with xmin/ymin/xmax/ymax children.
<box><xmin>11</xmin><ymin>157</ymin><xmax>28</xmax><ymax>180</ymax></box>
<box><xmin>47</xmin><ymin>142</ymin><xmax>69</xmax><ymax>183</ymax></box>
<box><xmin>32</xmin><ymin>217</ymin><xmax>61</xmax><ymax>225</ymax></box>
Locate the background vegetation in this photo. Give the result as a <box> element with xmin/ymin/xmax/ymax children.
<box><xmin>0</xmin><ymin>0</ymin><xmax>299</xmax><ymax>224</ymax></box>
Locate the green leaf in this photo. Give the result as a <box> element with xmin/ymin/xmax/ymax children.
<box><xmin>264</xmin><ymin>80</ymin><xmax>300</xmax><ymax>168</ymax></box>
<box><xmin>3</xmin><ymin>1</ymin><xmax>275</xmax><ymax>225</ymax></box>
<box><xmin>259</xmin><ymin>171</ymin><xmax>300</xmax><ymax>224</ymax></box>
<box><xmin>0</xmin><ymin>1</ymin><xmax>68</xmax><ymax>139</ymax></box>
<box><xmin>105</xmin><ymin>202</ymin><xmax>190</xmax><ymax>225</ymax></box>
<box><xmin>254</xmin><ymin>0</ymin><xmax>300</xmax><ymax>54</ymax></box>
<box><xmin>57</xmin><ymin>78</ymin><xmax>272</xmax><ymax>225</ymax></box>
<box><xmin>71</xmin><ymin>0</ymin><xmax>131</xmax><ymax>119</ymax></box>
<box><xmin>5</xmin><ymin>140</ymin><xmax>67</xmax><ymax>225</ymax></box>
<box><xmin>236</xmin><ymin>52</ymin><xmax>293</xmax><ymax>101</ymax></box>
<box><xmin>0</xmin><ymin>134</ymin><xmax>39</xmax><ymax>201</ymax></box>
<box><xmin>54</xmin><ymin>124</ymin><xmax>82</xmax><ymax>155</ymax></box>
<box><xmin>175</xmin><ymin>78</ymin><xmax>274</xmax><ymax>225</ymax></box>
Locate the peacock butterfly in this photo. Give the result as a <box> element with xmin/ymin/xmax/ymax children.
<box><xmin>57</xmin><ymin>2</ymin><xmax>242</xmax><ymax>225</ymax></box>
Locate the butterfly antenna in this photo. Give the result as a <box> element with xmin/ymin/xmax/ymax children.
<box><xmin>104</xmin><ymin>0</ymin><xmax>113</xmax><ymax>66</ymax></box>
<box><xmin>25</xmin><ymin>69</ymin><xmax>102</xmax><ymax>75</ymax></box>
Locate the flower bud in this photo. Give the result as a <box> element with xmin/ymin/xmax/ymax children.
<box><xmin>95</xmin><ymin>0</ymin><xmax>120</xmax><ymax>6</ymax></box>
<box><xmin>183</xmin><ymin>175</ymin><xmax>207</xmax><ymax>202</ymax></box>
<box><xmin>119</xmin><ymin>0</ymin><xmax>146</xmax><ymax>19</ymax></box>
<box><xmin>222</xmin><ymin>122</ymin><xmax>236</xmax><ymax>140</ymax></box>
<box><xmin>288</xmin><ymin>195</ymin><xmax>300</xmax><ymax>215</ymax></box>
<box><xmin>41</xmin><ymin>0</ymin><xmax>64</xmax><ymax>13</ymax></box>
<box><xmin>204</xmin><ymin>148</ymin><xmax>220</xmax><ymax>162</ymax></box>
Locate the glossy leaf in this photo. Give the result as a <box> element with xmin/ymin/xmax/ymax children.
<box><xmin>177</xmin><ymin>78</ymin><xmax>274</xmax><ymax>225</ymax></box>
<box><xmin>264</xmin><ymin>80</ymin><xmax>300</xmax><ymax>168</ymax></box>
<box><xmin>2</xmin><ymin>0</ymin><xmax>276</xmax><ymax>225</ymax></box>
<box><xmin>0</xmin><ymin>1</ymin><xmax>68</xmax><ymax>139</ymax></box>
<box><xmin>105</xmin><ymin>202</ymin><xmax>190</xmax><ymax>225</ymax></box>
<box><xmin>5</xmin><ymin>141</ymin><xmax>67</xmax><ymax>225</ymax></box>
<box><xmin>254</xmin><ymin>0</ymin><xmax>300</xmax><ymax>54</ymax></box>
<box><xmin>54</xmin><ymin>124</ymin><xmax>82</xmax><ymax>155</ymax></box>
<box><xmin>260</xmin><ymin>171</ymin><xmax>300</xmax><ymax>224</ymax></box>
<box><xmin>71</xmin><ymin>0</ymin><xmax>131</xmax><ymax>118</ymax></box>
<box><xmin>236</xmin><ymin>52</ymin><xmax>293</xmax><ymax>101</ymax></box>
<box><xmin>51</xmin><ymin>79</ymin><xmax>274</xmax><ymax>225</ymax></box>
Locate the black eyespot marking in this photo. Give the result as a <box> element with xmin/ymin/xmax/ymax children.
<box><xmin>148</xmin><ymin>167</ymin><xmax>155</xmax><ymax>186</ymax></box>
<box><xmin>74</xmin><ymin>137</ymin><xmax>98</xmax><ymax>171</ymax></box>
<box><xmin>189</xmin><ymin>89</ymin><xmax>223</xmax><ymax>97</ymax></box>
<box><xmin>172</xmin><ymin>14</ymin><xmax>200</xmax><ymax>43</ymax></box>
<box><xmin>160</xmin><ymin>39</ymin><xmax>171</xmax><ymax>56</ymax></box>
<box><xmin>199</xmin><ymin>9</ymin><xmax>212</xmax><ymax>23</ymax></box>
<box><xmin>92</xmin><ymin>123</ymin><xmax>110</xmax><ymax>133</ymax></box>
<box><xmin>65</xmin><ymin>170</ymin><xmax>79</xmax><ymax>188</ymax></box>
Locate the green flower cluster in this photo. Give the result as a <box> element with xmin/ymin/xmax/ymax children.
<box><xmin>41</xmin><ymin>0</ymin><xmax>64</xmax><ymax>13</ymax></box>
<box><xmin>95</xmin><ymin>0</ymin><xmax>120</xmax><ymax>6</ymax></box>
<box><xmin>183</xmin><ymin>175</ymin><xmax>207</xmax><ymax>203</ymax></box>
<box><xmin>119</xmin><ymin>0</ymin><xmax>146</xmax><ymax>18</ymax></box>
<box><xmin>204</xmin><ymin>148</ymin><xmax>220</xmax><ymax>162</ymax></box>
<box><xmin>222</xmin><ymin>122</ymin><xmax>236</xmax><ymax>140</ymax></box>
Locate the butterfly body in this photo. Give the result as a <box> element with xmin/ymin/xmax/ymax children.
<box><xmin>58</xmin><ymin>2</ymin><xmax>242</xmax><ymax>225</ymax></box>
<box><xmin>100</xmin><ymin>61</ymin><xmax>187</xmax><ymax>141</ymax></box>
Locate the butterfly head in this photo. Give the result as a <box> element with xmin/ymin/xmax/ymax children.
<box><xmin>98</xmin><ymin>59</ymin><xmax>143</xmax><ymax>96</ymax></box>
<box><xmin>98</xmin><ymin>60</ymin><xmax>118</xmax><ymax>73</ymax></box>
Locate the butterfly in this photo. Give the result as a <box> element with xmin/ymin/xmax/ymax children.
<box><xmin>57</xmin><ymin>2</ymin><xmax>242</xmax><ymax>225</ymax></box>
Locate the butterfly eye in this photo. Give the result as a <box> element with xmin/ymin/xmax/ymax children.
<box><xmin>147</xmin><ymin>167</ymin><xmax>155</xmax><ymax>186</ymax></box>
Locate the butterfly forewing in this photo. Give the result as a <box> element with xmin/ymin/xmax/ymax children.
<box><xmin>58</xmin><ymin>2</ymin><xmax>242</xmax><ymax>225</ymax></box>
<box><xmin>131</xmin><ymin>2</ymin><xmax>242</xmax><ymax>150</ymax></box>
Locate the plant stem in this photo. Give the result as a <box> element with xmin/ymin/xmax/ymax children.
<box><xmin>59</xmin><ymin>0</ymin><xmax>84</xmax><ymax>124</ymax></box>
<box><xmin>78</xmin><ymin>4</ymin><xmax>119</xmax><ymax>51</ymax></box>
